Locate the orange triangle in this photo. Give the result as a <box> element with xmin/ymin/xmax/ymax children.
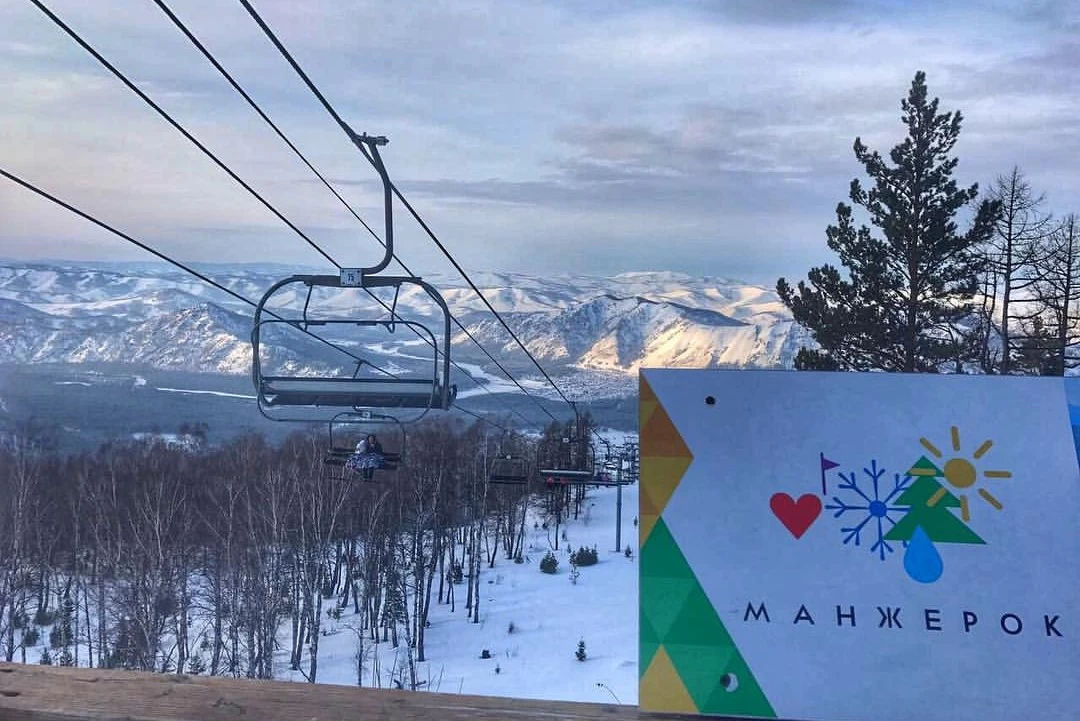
<box><xmin>640</xmin><ymin>513</ymin><xmax>659</xmax><ymax>545</ymax></box>
<box><xmin>640</xmin><ymin>486</ymin><xmax>660</xmax><ymax>516</ymax></box>
<box><xmin>640</xmin><ymin>375</ymin><xmax>657</xmax><ymax>403</ymax></box>
<box><xmin>640</xmin><ymin>645</ymin><xmax>698</xmax><ymax>713</ymax></box>
<box><xmin>642</xmin><ymin>408</ymin><xmax>691</xmax><ymax>459</ymax></box>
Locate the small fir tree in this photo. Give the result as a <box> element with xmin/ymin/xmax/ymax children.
<box><xmin>58</xmin><ymin>647</ymin><xmax>75</xmax><ymax>667</ymax></box>
<box><xmin>187</xmin><ymin>653</ymin><xmax>206</xmax><ymax>675</ymax></box>
<box><xmin>540</xmin><ymin>551</ymin><xmax>559</xmax><ymax>574</ymax></box>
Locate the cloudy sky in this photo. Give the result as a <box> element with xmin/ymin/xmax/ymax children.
<box><xmin>1</xmin><ymin>0</ymin><xmax>1078</xmax><ymax>284</ymax></box>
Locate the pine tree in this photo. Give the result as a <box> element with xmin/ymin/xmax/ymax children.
<box><xmin>575</xmin><ymin>639</ymin><xmax>587</xmax><ymax>662</ymax></box>
<box><xmin>884</xmin><ymin>458</ymin><xmax>984</xmax><ymax>544</ymax></box>
<box><xmin>59</xmin><ymin>589</ymin><xmax>75</xmax><ymax>648</ymax></box>
<box><xmin>778</xmin><ymin>71</ymin><xmax>999</xmax><ymax>372</ymax></box>
<box><xmin>39</xmin><ymin>646</ymin><xmax>52</xmax><ymax>666</ymax></box>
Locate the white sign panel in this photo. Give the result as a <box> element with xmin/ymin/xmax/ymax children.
<box><xmin>639</xmin><ymin>369</ymin><xmax>1080</xmax><ymax>721</ymax></box>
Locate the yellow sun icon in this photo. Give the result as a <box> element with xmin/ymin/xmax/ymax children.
<box><xmin>913</xmin><ymin>426</ymin><xmax>1010</xmax><ymax>522</ymax></box>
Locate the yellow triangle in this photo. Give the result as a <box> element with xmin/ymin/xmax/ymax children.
<box><xmin>640</xmin><ymin>399</ymin><xmax>659</xmax><ymax>430</ymax></box>
<box><xmin>640</xmin><ymin>645</ymin><xmax>698</xmax><ymax>713</ymax></box>
<box><xmin>642</xmin><ymin>455</ymin><xmax>693</xmax><ymax>477</ymax></box>
<box><xmin>641</xmin><ymin>472</ymin><xmax>682</xmax><ymax>518</ymax></box>
<box><xmin>640</xmin><ymin>513</ymin><xmax>658</xmax><ymax>544</ymax></box>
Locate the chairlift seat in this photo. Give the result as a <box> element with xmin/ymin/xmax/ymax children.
<box><xmin>324</xmin><ymin>451</ymin><xmax>401</xmax><ymax>466</ymax></box>
<box><xmin>541</xmin><ymin>469</ymin><xmax>595</xmax><ymax>484</ymax></box>
<box><xmin>261</xmin><ymin>376</ymin><xmax>454</xmax><ymax>409</ymax></box>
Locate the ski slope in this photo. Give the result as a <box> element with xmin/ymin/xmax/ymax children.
<box><xmin>280</xmin><ymin>481</ymin><xmax>641</xmax><ymax>704</ymax></box>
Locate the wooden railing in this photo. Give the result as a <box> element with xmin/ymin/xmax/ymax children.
<box><xmin>0</xmin><ymin>662</ymin><xmax>689</xmax><ymax>720</ymax></box>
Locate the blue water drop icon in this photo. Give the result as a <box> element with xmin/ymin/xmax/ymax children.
<box><xmin>904</xmin><ymin>526</ymin><xmax>943</xmax><ymax>583</ymax></box>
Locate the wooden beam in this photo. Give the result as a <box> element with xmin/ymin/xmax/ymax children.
<box><xmin>0</xmin><ymin>663</ymin><xmax>689</xmax><ymax>721</ymax></box>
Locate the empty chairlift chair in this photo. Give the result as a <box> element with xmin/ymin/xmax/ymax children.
<box><xmin>251</xmin><ymin>273</ymin><xmax>457</xmax><ymax>421</ymax></box>
<box><xmin>537</xmin><ymin>426</ymin><xmax>596</xmax><ymax>486</ymax></box>
<box><xmin>488</xmin><ymin>455</ymin><xmax>530</xmax><ymax>485</ymax></box>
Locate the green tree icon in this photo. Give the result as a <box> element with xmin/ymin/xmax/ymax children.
<box><xmin>884</xmin><ymin>457</ymin><xmax>985</xmax><ymax>544</ymax></box>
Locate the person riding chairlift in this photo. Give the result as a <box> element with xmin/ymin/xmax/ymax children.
<box><xmin>347</xmin><ymin>433</ymin><xmax>384</xmax><ymax>480</ymax></box>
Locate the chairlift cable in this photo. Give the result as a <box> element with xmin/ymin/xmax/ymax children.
<box><xmin>0</xmin><ymin>167</ymin><xmax>396</xmax><ymax>379</ymax></box>
<box><xmin>452</xmin><ymin>405</ymin><xmax>511</xmax><ymax>433</ymax></box>
<box><xmin>29</xmin><ymin>0</ymin><xmax>534</xmax><ymax>424</ymax></box>
<box><xmin>26</xmin><ymin>0</ymin><xmax>341</xmax><ymax>271</ymax></box>
<box><xmin>29</xmin><ymin>0</ymin><xmax>400</xmax><ymax>335</ymax></box>
<box><xmin>235</xmin><ymin>0</ymin><xmax>578</xmax><ymax>411</ymax></box>
<box><xmin>32</xmin><ymin>0</ymin><xmax>557</xmax><ymax>430</ymax></box>
<box><xmin>159</xmin><ymin>0</ymin><xmax>557</xmax><ymax>425</ymax></box>
<box><xmin>148</xmin><ymin>0</ymin><xmax>391</xmax><ymax>269</ymax></box>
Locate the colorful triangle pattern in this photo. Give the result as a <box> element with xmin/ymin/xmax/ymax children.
<box><xmin>639</xmin><ymin>374</ymin><xmax>776</xmax><ymax>717</ymax></box>
<box><xmin>639</xmin><ymin>375</ymin><xmax>692</xmax><ymax>545</ymax></box>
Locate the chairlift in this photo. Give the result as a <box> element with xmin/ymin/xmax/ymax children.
<box><xmin>537</xmin><ymin>415</ymin><xmax>596</xmax><ymax>487</ymax></box>
<box><xmin>250</xmin><ymin>132</ymin><xmax>457</xmax><ymax>423</ymax></box>
<box><xmin>252</xmin><ymin>274</ymin><xmax>455</xmax><ymax>421</ymax></box>
<box><xmin>488</xmin><ymin>454</ymin><xmax>530</xmax><ymax>485</ymax></box>
<box><xmin>323</xmin><ymin>411</ymin><xmax>404</xmax><ymax>482</ymax></box>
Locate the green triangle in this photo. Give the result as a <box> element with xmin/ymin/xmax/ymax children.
<box><xmin>641</xmin><ymin>610</ymin><xmax>660</xmax><ymax>643</ymax></box>
<box><xmin>642</xmin><ymin>577</ymin><xmax>698</xmax><ymax>640</ymax></box>
<box><xmin>639</xmin><ymin>518</ymin><xmax>777</xmax><ymax>718</ymax></box>
<box><xmin>666</xmin><ymin>642</ymin><xmax>737</xmax><ymax>708</ymax></box>
<box><xmin>640</xmin><ymin>518</ymin><xmax>696</xmax><ymax>579</ymax></box>
<box><xmin>700</xmin><ymin>649</ymin><xmax>777</xmax><ymax>718</ymax></box>
<box><xmin>663</xmin><ymin>586</ymin><xmax>734</xmax><ymax>646</ymax></box>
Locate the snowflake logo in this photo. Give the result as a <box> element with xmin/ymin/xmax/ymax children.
<box><xmin>825</xmin><ymin>460</ymin><xmax>911</xmax><ymax>560</ymax></box>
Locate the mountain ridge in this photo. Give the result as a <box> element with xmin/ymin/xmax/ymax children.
<box><xmin>0</xmin><ymin>261</ymin><xmax>806</xmax><ymax>393</ymax></box>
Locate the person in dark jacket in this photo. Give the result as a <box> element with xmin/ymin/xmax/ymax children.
<box><xmin>360</xmin><ymin>433</ymin><xmax>383</xmax><ymax>481</ymax></box>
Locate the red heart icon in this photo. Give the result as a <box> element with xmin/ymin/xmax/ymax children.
<box><xmin>770</xmin><ymin>493</ymin><xmax>822</xmax><ymax>539</ymax></box>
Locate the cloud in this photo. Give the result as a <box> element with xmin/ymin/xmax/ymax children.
<box><xmin>0</xmin><ymin>0</ymin><xmax>1078</xmax><ymax>284</ymax></box>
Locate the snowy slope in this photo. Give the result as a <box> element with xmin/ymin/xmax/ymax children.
<box><xmin>284</xmin><ymin>481</ymin><xmax>641</xmax><ymax>704</ymax></box>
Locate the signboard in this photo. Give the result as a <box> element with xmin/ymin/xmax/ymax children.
<box><xmin>340</xmin><ymin>268</ymin><xmax>364</xmax><ymax>287</ymax></box>
<box><xmin>638</xmin><ymin>369</ymin><xmax>1080</xmax><ymax>721</ymax></box>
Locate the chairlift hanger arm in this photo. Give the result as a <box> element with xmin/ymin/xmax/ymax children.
<box><xmin>350</xmin><ymin>133</ymin><xmax>393</xmax><ymax>278</ymax></box>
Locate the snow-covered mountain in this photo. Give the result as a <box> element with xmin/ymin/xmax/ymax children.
<box><xmin>0</xmin><ymin>262</ymin><xmax>807</xmax><ymax>391</ymax></box>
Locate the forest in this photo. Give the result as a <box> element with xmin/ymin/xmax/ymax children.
<box><xmin>0</xmin><ymin>415</ymin><xmax>604</xmax><ymax>688</ymax></box>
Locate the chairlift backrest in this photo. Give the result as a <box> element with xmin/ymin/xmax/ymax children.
<box><xmin>251</xmin><ymin>274</ymin><xmax>456</xmax><ymax>421</ymax></box>
<box><xmin>488</xmin><ymin>455</ymin><xmax>530</xmax><ymax>485</ymax></box>
<box><xmin>328</xmin><ymin>411</ymin><xmax>405</xmax><ymax>453</ymax></box>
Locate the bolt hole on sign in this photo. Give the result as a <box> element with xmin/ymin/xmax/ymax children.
<box><xmin>638</xmin><ymin>370</ymin><xmax>1080</xmax><ymax>721</ymax></box>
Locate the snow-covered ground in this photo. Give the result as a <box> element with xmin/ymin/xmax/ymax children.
<box><xmin>279</xmin><ymin>481</ymin><xmax>640</xmax><ymax>704</ymax></box>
